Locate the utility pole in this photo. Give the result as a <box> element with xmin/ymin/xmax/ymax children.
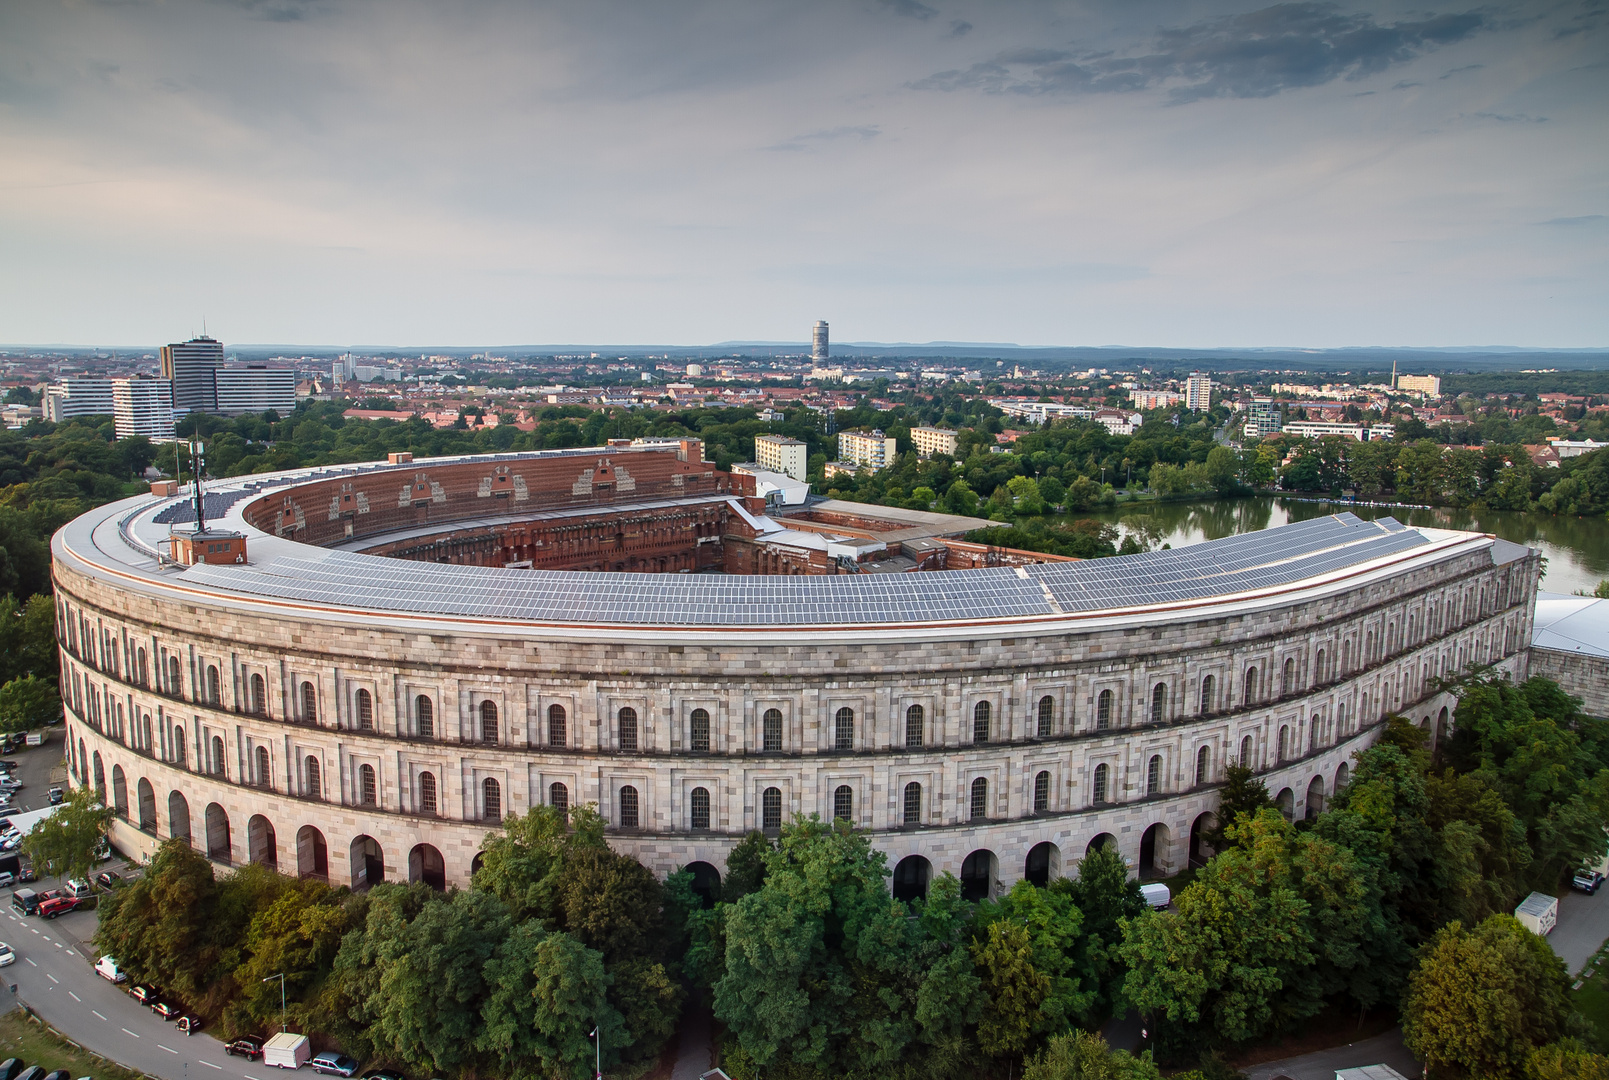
<box><xmin>263</xmin><ymin>973</ymin><xmax>287</xmax><ymax>1031</ymax></box>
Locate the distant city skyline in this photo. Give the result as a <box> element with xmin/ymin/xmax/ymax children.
<box><xmin>1</xmin><ymin>1</ymin><xmax>1604</xmax><ymax>348</ymax></box>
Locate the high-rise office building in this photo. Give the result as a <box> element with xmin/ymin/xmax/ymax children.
<box><xmin>1185</xmin><ymin>371</ymin><xmax>1213</xmax><ymax>412</ymax></box>
<box><xmin>215</xmin><ymin>366</ymin><xmax>297</xmax><ymax>416</ymax></box>
<box><xmin>160</xmin><ymin>335</ymin><xmax>223</xmax><ymax>415</ymax></box>
<box><xmin>1246</xmin><ymin>397</ymin><xmax>1282</xmax><ymax>440</ymax></box>
<box><xmin>43</xmin><ymin>377</ymin><xmax>116</xmax><ymax>422</ymax></box>
<box><xmin>812</xmin><ymin>321</ymin><xmax>829</xmax><ymax>363</ymax></box>
<box><xmin>112</xmin><ymin>376</ymin><xmax>175</xmax><ymax>440</ymax></box>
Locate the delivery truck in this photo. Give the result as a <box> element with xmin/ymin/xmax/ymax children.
<box><xmin>263</xmin><ymin>1032</ymin><xmax>311</xmax><ymax>1069</ymax></box>
<box><xmin>1515</xmin><ymin>891</ymin><xmax>1558</xmax><ymax>936</ymax></box>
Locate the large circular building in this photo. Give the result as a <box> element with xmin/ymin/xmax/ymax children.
<box><xmin>53</xmin><ymin>442</ymin><xmax>1540</xmax><ymax>898</ymax></box>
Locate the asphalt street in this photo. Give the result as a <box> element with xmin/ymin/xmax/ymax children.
<box><xmin>2</xmin><ymin>865</ymin><xmax>335</xmax><ymax>1080</ymax></box>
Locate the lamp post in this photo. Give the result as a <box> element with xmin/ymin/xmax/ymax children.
<box><xmin>590</xmin><ymin>1025</ymin><xmax>600</xmax><ymax>1080</ymax></box>
<box><xmin>263</xmin><ymin>973</ymin><xmax>287</xmax><ymax>1032</ymax></box>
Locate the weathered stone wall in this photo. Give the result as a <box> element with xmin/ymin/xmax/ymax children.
<box><xmin>1527</xmin><ymin>647</ymin><xmax>1609</xmax><ymax>719</ymax></box>
<box><xmin>53</xmin><ymin>537</ymin><xmax>1540</xmax><ymax>896</ymax></box>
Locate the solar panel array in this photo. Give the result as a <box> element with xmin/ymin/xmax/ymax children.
<box><xmin>153</xmin><ymin>491</ymin><xmax>255</xmax><ymax>525</ymax></box>
<box><xmin>178</xmin><ymin>512</ymin><xmax>1432</xmax><ymax>628</ymax></box>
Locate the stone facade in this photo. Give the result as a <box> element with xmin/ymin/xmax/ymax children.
<box><xmin>1527</xmin><ymin>647</ymin><xmax>1609</xmax><ymax>719</ymax></box>
<box><xmin>54</xmin><ymin>485</ymin><xmax>1541</xmax><ymax>899</ymax></box>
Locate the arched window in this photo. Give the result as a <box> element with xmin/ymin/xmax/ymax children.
<box><xmin>174</xmin><ymin>728</ymin><xmax>186</xmax><ymax>766</ymax></box>
<box><xmin>1037</xmin><ymin>696</ymin><xmax>1054</xmax><ymax>738</ymax></box>
<box><xmin>250</xmin><ymin>674</ymin><xmax>266</xmax><ymax>716</ymax></box>
<box><xmin>306</xmin><ymin>756</ymin><xmax>321</xmax><ymax>799</ymax></box>
<box><xmin>206</xmin><ymin>664</ymin><xmax>219</xmax><ymax>704</ymax></box>
<box><xmin>1147</xmin><ymin>754</ymin><xmax>1162</xmax><ymax>795</ymax></box>
<box><xmin>359</xmin><ymin>763</ymin><xmax>377</xmax><ymax>805</ymax></box>
<box><xmin>690</xmin><ymin>708</ymin><xmax>711</xmax><ymax>753</ymax></box>
<box><xmin>1239</xmin><ymin>734</ymin><xmax>1253</xmax><ymax>767</ymax></box>
<box><xmin>969</xmin><ymin>777</ymin><xmax>988</xmax><ymax>820</ymax></box>
<box><xmin>1150</xmin><ymin>682</ymin><xmax>1168</xmax><ymax>724</ymax></box>
<box><xmin>1315</xmin><ymin>650</ymin><xmax>1326</xmax><ymax>683</ymax></box>
<box><xmin>1283</xmin><ymin>657</ymin><xmax>1295</xmax><ymax>695</ymax></box>
<box><xmin>834</xmin><ymin>784</ymin><xmax>853</xmax><ymax>822</ymax></box>
<box><xmin>1366</xmin><ymin>631</ymin><xmax>1375</xmax><ymax>662</ymax></box>
<box><xmin>903</xmin><ymin>782</ymin><xmax>921</xmax><ymax>825</ymax></box>
<box><xmin>302</xmin><ymin>681</ymin><xmax>317</xmax><ymax>723</ymax></box>
<box><xmin>691</xmin><ymin>787</ymin><xmax>711</xmax><ymax>830</ymax></box>
<box><xmin>1096</xmin><ymin>689</ymin><xmax>1113</xmax><ymax>730</ymax></box>
<box><xmin>1244</xmin><ymin>666</ymin><xmax>1259</xmax><ymax>705</ymax></box>
<box><xmin>255</xmin><ymin>745</ymin><xmax>271</xmax><ymax>787</ymax></box>
<box><xmin>548</xmin><ymin>704</ymin><xmax>566</xmax><ymax>747</ymax></box>
<box><xmin>973</xmin><ymin>701</ymin><xmax>991</xmax><ymax>743</ymax></box>
<box><xmin>416</xmin><ymin>695</ymin><xmax>434</xmax><ymax>738</ymax></box>
<box><xmin>480</xmin><ymin>700</ymin><xmax>498</xmax><ymax>744</ymax></box>
<box><xmin>137</xmin><ymin>648</ymin><xmax>148</xmax><ymax>686</ymax></box>
<box><xmin>1034</xmin><ymin>771</ymin><xmax>1050</xmax><ymax>813</ymax></box>
<box><xmin>906</xmin><ymin>704</ymin><xmax>924</xmax><ymax>747</ymax></box>
<box><xmin>1200</xmin><ymin>674</ymin><xmax>1215</xmax><ymax>715</ymax></box>
<box><xmin>419</xmin><ymin>772</ymin><xmax>437</xmax><ymax>815</ymax></box>
<box><xmin>618</xmin><ymin>707</ymin><xmax>638</xmax><ymax>751</ymax></box>
<box><xmin>550</xmin><ymin>782</ymin><xmax>569</xmax><ymax>819</ymax></box>
<box><xmin>483</xmin><ymin>777</ymin><xmax>502</xmax><ymax>822</ymax></box>
<box><xmin>211</xmin><ymin>735</ymin><xmax>225</xmax><ymax>776</ymax></box>
<box><xmin>1277</xmin><ymin>726</ymin><xmax>1289</xmax><ymax>762</ymax></box>
<box><xmin>1311</xmin><ymin>713</ymin><xmax>1323</xmax><ymax>751</ymax></box>
<box><xmin>1093</xmin><ymin>763</ymin><xmax>1109</xmax><ymax>804</ymax></box>
<box><xmin>168</xmin><ymin>655</ymin><xmax>183</xmax><ymax>697</ymax></box>
<box><xmin>835</xmin><ymin>707</ymin><xmax>854</xmax><ymax>750</ymax></box>
<box><xmin>761</xmin><ymin>786</ymin><xmax>782</xmax><ymax>834</ymax></box>
<box><xmin>356</xmin><ymin>689</ymin><xmax>374</xmax><ymax>731</ymax></box>
<box><xmin>763</xmin><ymin>708</ymin><xmax>783</xmax><ymax>752</ymax></box>
<box><xmin>1196</xmin><ymin>745</ymin><xmax>1211</xmax><ymax>785</ymax></box>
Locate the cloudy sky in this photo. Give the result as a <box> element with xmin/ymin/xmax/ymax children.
<box><xmin>1</xmin><ymin>0</ymin><xmax>1605</xmax><ymax>348</ymax></box>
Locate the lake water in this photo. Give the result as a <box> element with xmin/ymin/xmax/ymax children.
<box><xmin>1082</xmin><ymin>497</ymin><xmax>1609</xmax><ymax>597</ymax></box>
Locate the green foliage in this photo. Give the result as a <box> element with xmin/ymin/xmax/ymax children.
<box><xmin>0</xmin><ymin>593</ymin><xmax>58</xmax><ymax>686</ymax></box>
<box><xmin>722</xmin><ymin>830</ymin><xmax>773</xmax><ymax>902</ymax></box>
<box><xmin>1021</xmin><ymin>1030</ymin><xmax>1162</xmax><ymax>1080</ymax></box>
<box><xmin>1053</xmin><ymin>844</ymin><xmax>1145</xmax><ymax>1016</ymax></box>
<box><xmin>971</xmin><ymin>920</ymin><xmax>1051</xmax><ymax>1057</ymax></box>
<box><xmin>1402</xmin><ymin>915</ymin><xmax>1572</xmax><ymax>1078</ymax></box>
<box><xmin>479</xmin><ymin>923</ymin><xmax>625</xmax><ymax>1080</ymax></box>
<box><xmin>23</xmin><ymin>783</ymin><xmax>111</xmax><ymax>883</ymax></box>
<box><xmin>0</xmin><ymin>673</ymin><xmax>60</xmax><ymax>732</ymax></box>
<box><xmin>1203</xmin><ymin>762</ymin><xmax>1272</xmax><ymax>851</ymax></box>
<box><xmin>964</xmin><ymin>519</ymin><xmax>1123</xmax><ymax>559</ymax></box>
<box><xmin>1524</xmin><ymin>1039</ymin><xmax>1609</xmax><ymax>1080</ymax></box>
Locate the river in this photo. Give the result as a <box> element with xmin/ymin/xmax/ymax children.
<box><xmin>1082</xmin><ymin>497</ymin><xmax>1609</xmax><ymax>597</ymax></box>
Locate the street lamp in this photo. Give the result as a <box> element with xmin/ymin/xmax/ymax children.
<box><xmin>263</xmin><ymin>973</ymin><xmax>287</xmax><ymax>1032</ymax></box>
<box><xmin>590</xmin><ymin>1026</ymin><xmax>601</xmax><ymax>1080</ymax></box>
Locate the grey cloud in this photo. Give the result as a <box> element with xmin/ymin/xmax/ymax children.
<box><xmin>911</xmin><ymin>2</ymin><xmax>1486</xmax><ymax>103</ymax></box>
<box><xmin>1540</xmin><ymin>214</ymin><xmax>1606</xmax><ymax>225</ymax></box>
<box><xmin>764</xmin><ymin>125</ymin><xmax>881</xmax><ymax>152</ymax></box>
<box><xmin>212</xmin><ymin>0</ymin><xmax>324</xmax><ymax>22</ymax></box>
<box><xmin>873</xmin><ymin>0</ymin><xmax>937</xmax><ymax>20</ymax></box>
<box><xmin>1474</xmin><ymin>111</ymin><xmax>1549</xmax><ymax>122</ymax></box>
<box><xmin>1440</xmin><ymin>63</ymin><xmax>1483</xmax><ymax>77</ymax></box>
<box><xmin>950</xmin><ymin>19</ymin><xmax>973</xmax><ymax>37</ymax></box>
<box><xmin>1391</xmin><ymin>80</ymin><xmax>1421</xmax><ymax>89</ymax></box>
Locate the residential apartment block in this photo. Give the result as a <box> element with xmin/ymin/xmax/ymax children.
<box><xmin>754</xmin><ymin>434</ymin><xmax>809</xmax><ymax>482</ymax></box>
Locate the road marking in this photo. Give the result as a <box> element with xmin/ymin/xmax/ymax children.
<box><xmin>159</xmin><ymin>1045</ymin><xmax>178</xmax><ymax>1055</ymax></box>
<box><xmin>45</xmin><ymin>973</ymin><xmax>57</xmax><ymax>983</ymax></box>
<box><xmin>24</xmin><ymin>958</ymin><xmax>36</xmax><ymax>967</ymax></box>
<box><xmin>200</xmin><ymin>1062</ymin><xmax>221</xmax><ymax>1071</ymax></box>
<box><xmin>68</xmin><ymin>991</ymin><xmax>80</xmax><ymax>1001</ymax></box>
<box><xmin>39</xmin><ymin>936</ymin><xmax>50</xmax><ymax>942</ymax></box>
<box><xmin>92</xmin><ymin>1010</ymin><xmax>107</xmax><ymax>1020</ymax></box>
<box><xmin>121</xmin><ymin>1027</ymin><xmax>139</xmax><ymax>1038</ymax></box>
<box><xmin>28</xmin><ymin>928</ymin><xmax>38</xmax><ymax>935</ymax></box>
<box><xmin>52</xmin><ymin>942</ymin><xmax>61</xmax><ymax>948</ymax></box>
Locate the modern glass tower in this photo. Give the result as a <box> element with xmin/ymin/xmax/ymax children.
<box><xmin>160</xmin><ymin>335</ymin><xmax>223</xmax><ymax>415</ymax></box>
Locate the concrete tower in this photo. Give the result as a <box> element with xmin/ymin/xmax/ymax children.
<box><xmin>811</xmin><ymin>321</ymin><xmax>829</xmax><ymax>363</ymax></box>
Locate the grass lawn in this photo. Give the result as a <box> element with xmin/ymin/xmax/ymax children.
<box><xmin>1575</xmin><ymin>970</ymin><xmax>1609</xmax><ymax>1047</ymax></box>
<box><xmin>0</xmin><ymin>1007</ymin><xmax>148</xmax><ymax>1080</ymax></box>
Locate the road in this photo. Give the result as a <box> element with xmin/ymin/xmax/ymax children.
<box><xmin>2</xmin><ymin>863</ymin><xmax>326</xmax><ymax>1080</ymax></box>
<box><xmin>1549</xmin><ymin>885</ymin><xmax>1609</xmax><ymax>975</ymax></box>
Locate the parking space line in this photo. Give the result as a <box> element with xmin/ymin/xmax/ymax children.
<box><xmin>45</xmin><ymin>973</ymin><xmax>57</xmax><ymax>983</ymax></box>
<box><xmin>200</xmin><ymin>1062</ymin><xmax>221</xmax><ymax>1071</ymax></box>
<box><xmin>28</xmin><ymin>928</ymin><xmax>38</xmax><ymax>935</ymax></box>
<box><xmin>92</xmin><ymin>1010</ymin><xmax>106</xmax><ymax>1020</ymax></box>
<box><xmin>159</xmin><ymin>1045</ymin><xmax>178</xmax><ymax>1054</ymax></box>
<box><xmin>68</xmin><ymin>991</ymin><xmax>80</xmax><ymax>1001</ymax></box>
<box><xmin>25</xmin><ymin>958</ymin><xmax>36</xmax><ymax>967</ymax></box>
<box><xmin>52</xmin><ymin>942</ymin><xmax>61</xmax><ymax>948</ymax></box>
<box><xmin>121</xmin><ymin>1027</ymin><xmax>140</xmax><ymax>1037</ymax></box>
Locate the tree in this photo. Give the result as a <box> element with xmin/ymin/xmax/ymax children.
<box><xmin>721</xmin><ymin>830</ymin><xmax>772</xmax><ymax>902</ymax></box>
<box><xmin>479</xmin><ymin>923</ymin><xmax>626</xmax><ymax>1080</ymax></box>
<box><xmin>1401</xmin><ymin>915</ymin><xmax>1571</xmax><ymax>1078</ymax></box>
<box><xmin>1023</xmin><ymin>1030</ymin><xmax>1162</xmax><ymax>1080</ymax></box>
<box><xmin>222</xmin><ymin>879</ymin><xmax>354</xmax><ymax>1037</ymax></box>
<box><xmin>24</xmin><ymin>783</ymin><xmax>111</xmax><ymax>882</ymax></box>
<box><xmin>1057</xmin><ymin>842</ymin><xmax>1145</xmax><ymax>1015</ymax></box>
<box><xmin>971</xmin><ymin>921</ymin><xmax>1050</xmax><ymax>1058</ymax></box>
<box><xmin>0</xmin><ymin>674</ymin><xmax>60</xmax><ymax>732</ymax></box>
<box><xmin>1525</xmin><ymin>1040</ymin><xmax>1609</xmax><ymax>1080</ymax></box>
<box><xmin>0</xmin><ymin>593</ymin><xmax>58</xmax><ymax>686</ymax></box>
<box><xmin>1203</xmin><ymin>762</ymin><xmax>1271</xmax><ymax>851</ymax></box>
<box><xmin>93</xmin><ymin>838</ymin><xmax>221</xmax><ymax>1004</ymax></box>
<box><xmin>473</xmin><ymin>803</ymin><xmax>601</xmax><ymax>923</ymax></box>
<box><xmin>1204</xmin><ymin>446</ymin><xmax>1240</xmax><ymax>494</ymax></box>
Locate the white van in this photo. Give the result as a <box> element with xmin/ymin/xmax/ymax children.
<box><xmin>1140</xmin><ymin>883</ymin><xmax>1171</xmax><ymax>909</ymax></box>
<box><xmin>263</xmin><ymin>1033</ymin><xmax>311</xmax><ymax>1069</ymax></box>
<box><xmin>95</xmin><ymin>955</ymin><xmax>126</xmax><ymax>983</ymax></box>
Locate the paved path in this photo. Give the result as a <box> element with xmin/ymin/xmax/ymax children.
<box><xmin>1548</xmin><ymin>886</ymin><xmax>1608</xmax><ymax>975</ymax></box>
<box><xmin>1243</xmin><ymin>1030</ymin><xmax>1417</xmax><ymax>1080</ymax></box>
<box><xmin>669</xmin><ymin>1000</ymin><xmax>711</xmax><ymax>1080</ymax></box>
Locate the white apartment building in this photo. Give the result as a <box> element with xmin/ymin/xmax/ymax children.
<box><xmin>1185</xmin><ymin>371</ymin><xmax>1213</xmax><ymax>411</ymax></box>
<box><xmin>112</xmin><ymin>376</ymin><xmax>175</xmax><ymax>440</ymax></box>
<box><xmin>1396</xmin><ymin>374</ymin><xmax>1442</xmax><ymax>397</ymax></box>
<box><xmin>910</xmin><ymin>426</ymin><xmax>958</xmax><ymax>458</ymax></box>
<box><xmin>215</xmin><ymin>366</ymin><xmax>297</xmax><ymax>416</ymax></box>
<box><xmin>838</xmin><ymin>429</ymin><xmax>899</xmax><ymax>470</ymax></box>
<box><xmin>1094</xmin><ymin>409</ymin><xmax>1144</xmax><ymax>436</ymax></box>
<box><xmin>43</xmin><ymin>377</ymin><xmax>116</xmax><ymax>422</ymax></box>
<box><xmin>754</xmin><ymin>434</ymin><xmax>809</xmax><ymax>482</ymax></box>
<box><xmin>1129</xmin><ymin>389</ymin><xmax>1181</xmax><ymax>410</ymax></box>
<box><xmin>1283</xmin><ymin>421</ymin><xmax>1396</xmax><ymax>442</ymax></box>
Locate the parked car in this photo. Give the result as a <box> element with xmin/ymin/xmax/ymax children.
<box><xmin>10</xmin><ymin>891</ymin><xmax>39</xmax><ymax>917</ymax></box>
<box><xmin>17</xmin><ymin>863</ymin><xmax>36</xmax><ymax>883</ymax></box>
<box><xmin>0</xmin><ymin>1058</ymin><xmax>24</xmax><ymax>1080</ymax></box>
<box><xmin>41</xmin><ymin>1069</ymin><xmax>70</xmax><ymax>1080</ymax></box>
<box><xmin>175</xmin><ymin>1015</ymin><xmax>202</xmax><ymax>1035</ymax></box>
<box><xmin>37</xmin><ymin>896</ymin><xmax>78</xmax><ymax>920</ymax></box>
<box><xmin>151</xmin><ymin>1001</ymin><xmax>183</xmax><ymax>1021</ymax></box>
<box><xmin>0</xmin><ymin>873</ymin><xmax>15</xmax><ymax>890</ymax></box>
<box><xmin>359</xmin><ymin>1071</ymin><xmax>404</xmax><ymax>1080</ymax></box>
<box><xmin>0</xmin><ymin>808</ymin><xmax>18</xmax><ymax>820</ymax></box>
<box><xmin>225</xmin><ymin>1037</ymin><xmax>265</xmax><ymax>1060</ymax></box>
<box><xmin>64</xmin><ymin>879</ymin><xmax>92</xmax><ymax>900</ymax></box>
<box><xmin>310</xmin><ymin>1054</ymin><xmax>360</xmax><ymax>1077</ymax></box>
<box><xmin>93</xmin><ymin>871</ymin><xmax>122</xmax><ymax>890</ymax></box>
<box><xmin>1573</xmin><ymin>870</ymin><xmax>1605</xmax><ymax>894</ymax></box>
<box><xmin>14</xmin><ymin>1066</ymin><xmax>46</xmax><ymax>1080</ymax></box>
<box><xmin>46</xmin><ymin>788</ymin><xmax>63</xmax><ymax>806</ymax></box>
<box><xmin>94</xmin><ymin>956</ymin><xmax>126</xmax><ymax>983</ymax></box>
<box><xmin>0</xmin><ymin>943</ymin><xmax>15</xmax><ymax>968</ymax></box>
<box><xmin>127</xmin><ymin>985</ymin><xmax>158</xmax><ymax>1005</ymax></box>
